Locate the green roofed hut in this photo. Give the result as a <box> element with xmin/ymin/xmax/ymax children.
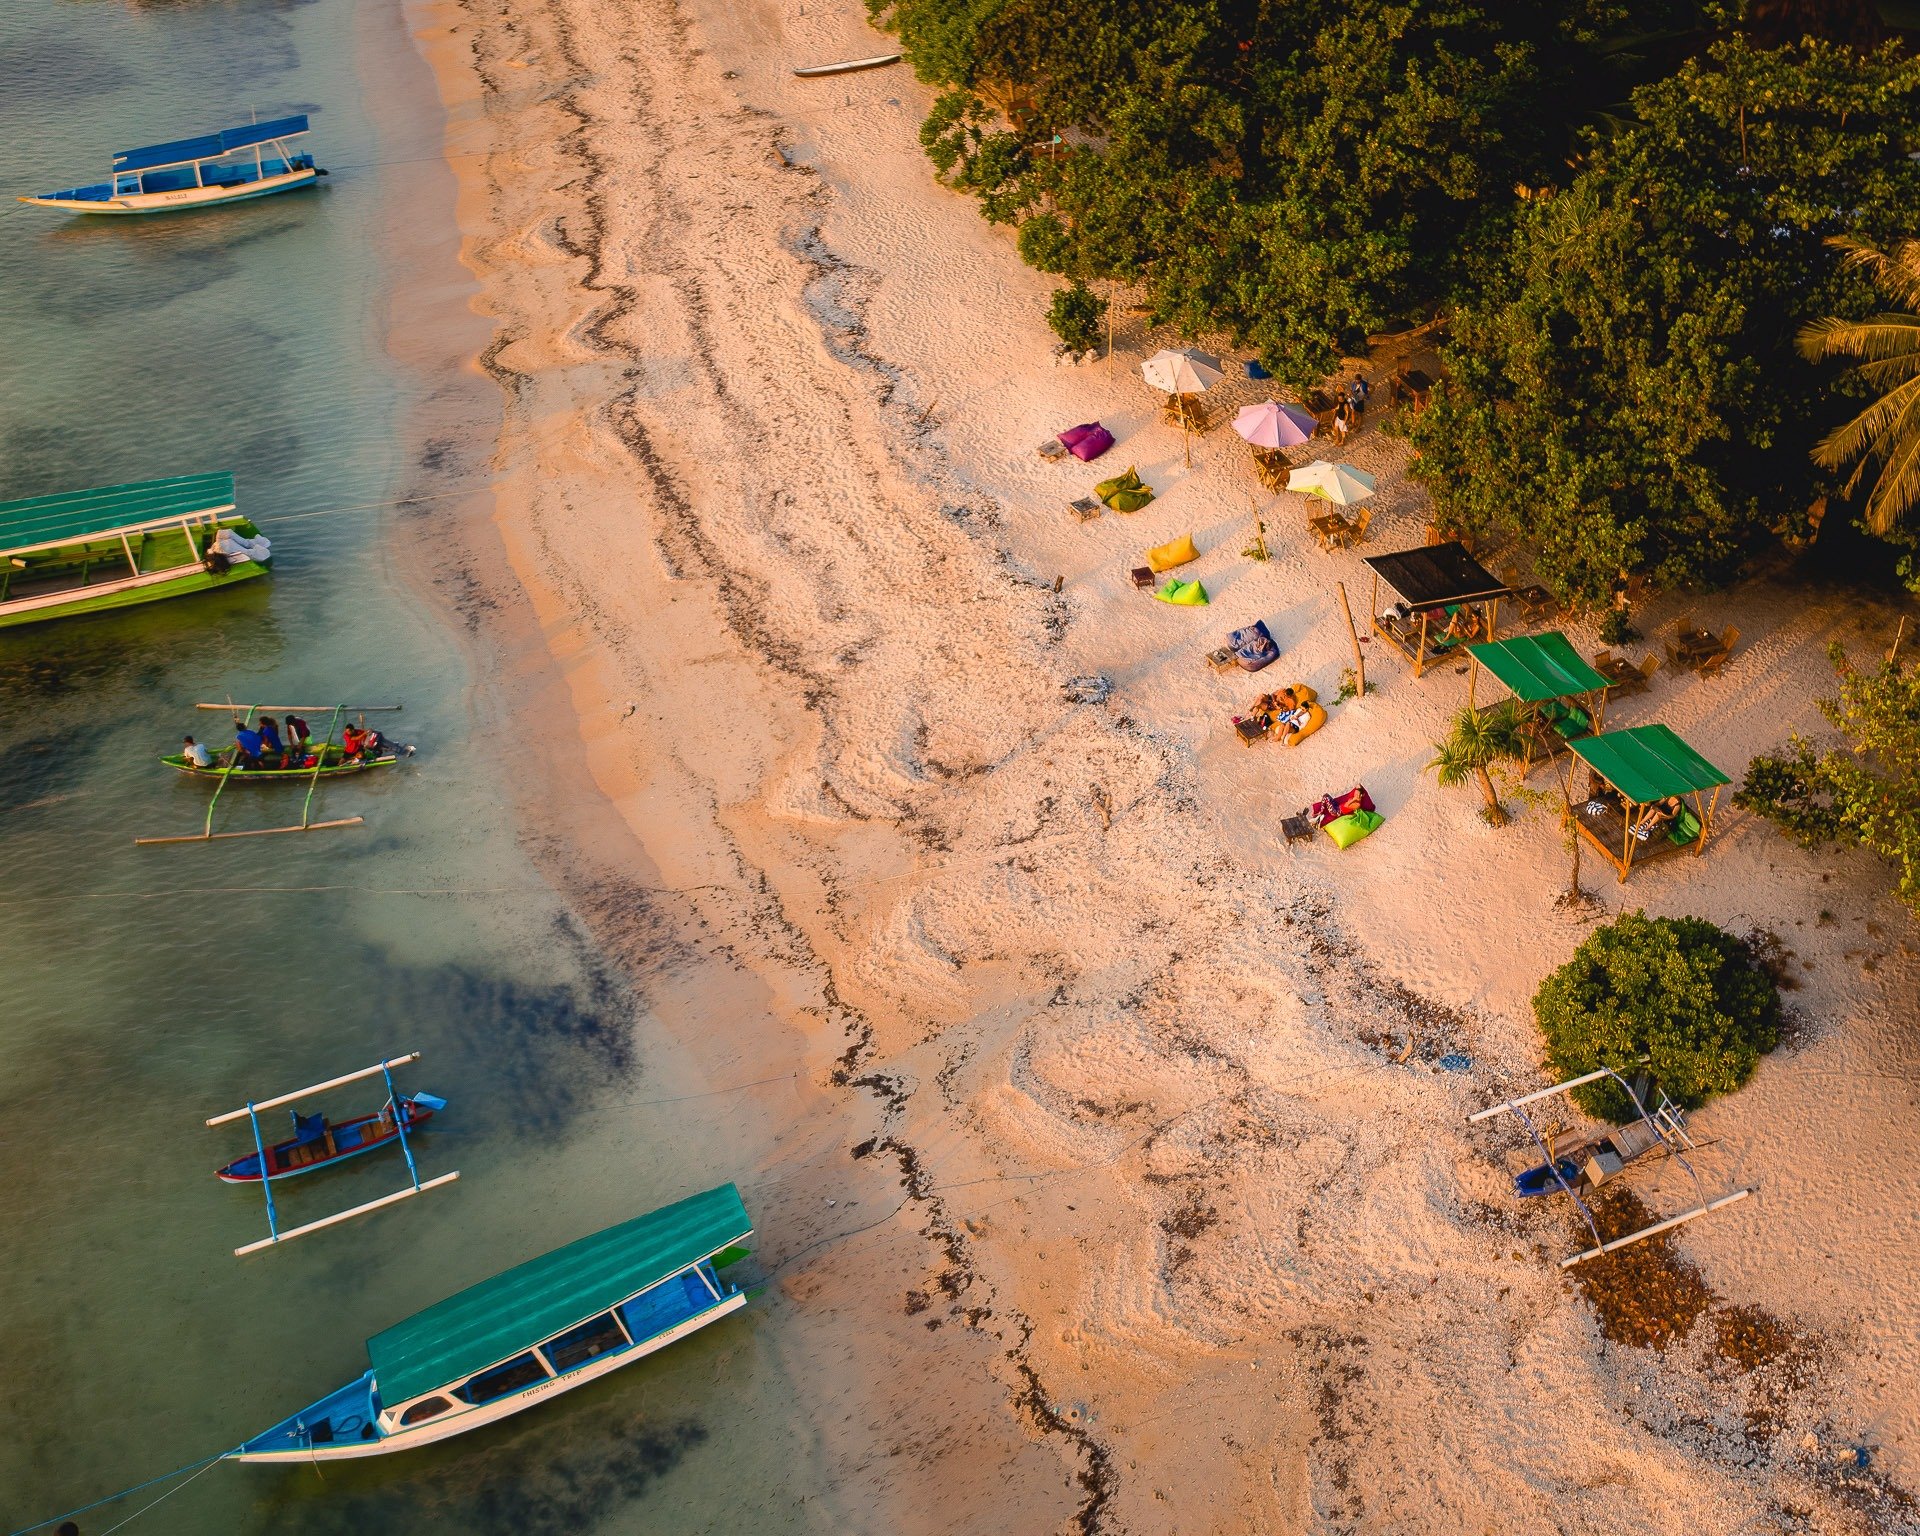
<box><xmin>1466</xmin><ymin>631</ymin><xmax>1611</xmax><ymax>776</ymax></box>
<box><xmin>230</xmin><ymin>1183</ymin><xmax>755</xmax><ymax>1462</ymax></box>
<box><xmin>1364</xmin><ymin>541</ymin><xmax>1512</xmax><ymax>678</ymax></box>
<box><xmin>1564</xmin><ymin>724</ymin><xmax>1731</xmax><ymax>881</ymax></box>
<box><xmin>0</xmin><ymin>472</ymin><xmax>269</xmax><ymax>628</ymax></box>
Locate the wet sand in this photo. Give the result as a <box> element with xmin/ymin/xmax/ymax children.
<box><xmin>400</xmin><ymin>0</ymin><xmax>1920</xmax><ymax>1527</ymax></box>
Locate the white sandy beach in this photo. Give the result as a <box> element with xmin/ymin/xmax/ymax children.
<box><xmin>409</xmin><ymin>0</ymin><xmax>1920</xmax><ymax>1526</ymax></box>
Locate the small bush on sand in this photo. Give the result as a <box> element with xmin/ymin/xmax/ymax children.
<box><xmin>1533</xmin><ymin>911</ymin><xmax>1781</xmax><ymax>1122</ymax></box>
<box><xmin>1046</xmin><ymin>281</ymin><xmax>1104</xmax><ymax>354</ymax></box>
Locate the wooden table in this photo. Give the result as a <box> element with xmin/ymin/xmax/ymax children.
<box><xmin>1310</xmin><ymin>512</ymin><xmax>1356</xmax><ymax>550</ymax></box>
<box><xmin>1670</xmin><ymin>629</ymin><xmax>1720</xmax><ymax>669</ymax></box>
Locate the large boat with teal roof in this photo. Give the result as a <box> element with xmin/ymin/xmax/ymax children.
<box><xmin>0</xmin><ymin>473</ymin><xmax>270</xmax><ymax>629</ymax></box>
<box><xmin>230</xmin><ymin>1184</ymin><xmax>755</xmax><ymax>1461</ymax></box>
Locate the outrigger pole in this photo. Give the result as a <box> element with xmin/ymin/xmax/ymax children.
<box><xmin>207</xmin><ymin>1052</ymin><xmax>459</xmax><ymax>1258</ymax></box>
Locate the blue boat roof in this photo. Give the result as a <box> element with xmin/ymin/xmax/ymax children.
<box><xmin>114</xmin><ymin>116</ymin><xmax>310</xmax><ymax>174</ymax></box>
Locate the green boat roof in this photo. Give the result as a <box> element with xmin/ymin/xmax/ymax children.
<box><xmin>1568</xmin><ymin>723</ymin><xmax>1731</xmax><ymax>805</ymax></box>
<box><xmin>1467</xmin><ymin>631</ymin><xmax>1609</xmax><ymax>702</ymax></box>
<box><xmin>367</xmin><ymin>1183</ymin><xmax>752</xmax><ymax>1405</ymax></box>
<box><xmin>0</xmin><ymin>473</ymin><xmax>237</xmax><ymax>559</ymax></box>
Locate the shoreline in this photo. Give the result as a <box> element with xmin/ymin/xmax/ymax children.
<box><xmin>400</xmin><ymin>0</ymin><xmax>1920</xmax><ymax>1528</ymax></box>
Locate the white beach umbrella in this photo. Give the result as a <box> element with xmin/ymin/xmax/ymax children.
<box><xmin>1232</xmin><ymin>400</ymin><xmax>1317</xmax><ymax>450</ymax></box>
<box><xmin>1140</xmin><ymin>347</ymin><xmax>1225</xmax><ymax>396</ymax></box>
<box><xmin>1286</xmin><ymin>460</ymin><xmax>1377</xmax><ymax>506</ymax></box>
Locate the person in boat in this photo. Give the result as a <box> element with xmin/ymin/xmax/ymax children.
<box><xmin>233</xmin><ymin>721</ymin><xmax>266</xmax><ymax>769</ymax></box>
<box><xmin>285</xmin><ymin>714</ymin><xmax>312</xmax><ymax>761</ymax></box>
<box><xmin>340</xmin><ymin>722</ymin><xmax>372</xmax><ymax>760</ymax></box>
<box><xmin>183</xmin><ymin>734</ymin><xmax>213</xmax><ymax>769</ymax></box>
<box><xmin>257</xmin><ymin>716</ymin><xmax>284</xmax><ymax>765</ymax></box>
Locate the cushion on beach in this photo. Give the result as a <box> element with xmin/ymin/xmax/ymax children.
<box><xmin>1229</xmin><ymin>620</ymin><xmax>1278</xmax><ymax>670</ymax></box>
<box><xmin>1324</xmin><ymin>810</ymin><xmax>1383</xmax><ymax>849</ymax></box>
<box><xmin>1670</xmin><ymin>806</ymin><xmax>1703</xmax><ymax>845</ymax></box>
<box><xmin>1154</xmin><ymin>578</ymin><xmax>1208</xmax><ymax>606</ymax></box>
<box><xmin>1146</xmin><ymin>533</ymin><xmax>1199</xmax><ymax>573</ymax></box>
<box><xmin>1059</xmin><ymin>422</ymin><xmax>1115</xmax><ymax>461</ymax></box>
<box><xmin>1096</xmin><ymin>467</ymin><xmax>1154</xmax><ymax>513</ymax></box>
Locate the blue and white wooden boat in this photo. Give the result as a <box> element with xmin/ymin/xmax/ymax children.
<box><xmin>230</xmin><ymin>1184</ymin><xmax>754</xmax><ymax>1460</ymax></box>
<box><xmin>19</xmin><ymin>116</ymin><xmax>323</xmax><ymax>215</ymax></box>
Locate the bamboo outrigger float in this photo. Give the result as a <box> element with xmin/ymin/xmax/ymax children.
<box><xmin>207</xmin><ymin>1054</ymin><xmax>458</xmax><ymax>1258</ymax></box>
<box><xmin>135</xmin><ymin>701</ymin><xmax>406</xmax><ymax>846</ymax></box>
<box><xmin>0</xmin><ymin>473</ymin><xmax>269</xmax><ymax>629</ymax></box>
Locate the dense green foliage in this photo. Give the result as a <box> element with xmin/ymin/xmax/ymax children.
<box><xmin>1737</xmin><ymin>645</ymin><xmax>1920</xmax><ymax>916</ymax></box>
<box><xmin>1533</xmin><ymin>911</ymin><xmax>1781</xmax><ymax>1121</ymax></box>
<box><xmin>1046</xmin><ymin>280</ymin><xmax>1105</xmax><ymax>352</ymax></box>
<box><xmin>878</xmin><ymin>0</ymin><xmax>1706</xmax><ymax>385</ymax></box>
<box><xmin>1412</xmin><ymin>37</ymin><xmax>1920</xmax><ymax>603</ymax></box>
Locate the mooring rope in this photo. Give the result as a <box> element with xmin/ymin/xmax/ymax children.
<box><xmin>8</xmin><ymin>1449</ymin><xmax>235</xmax><ymax>1536</ymax></box>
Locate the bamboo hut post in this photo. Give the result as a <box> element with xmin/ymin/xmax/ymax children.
<box><xmin>1416</xmin><ymin>612</ymin><xmax>1430</xmax><ymax>677</ymax></box>
<box><xmin>1620</xmin><ymin>798</ymin><xmax>1637</xmax><ymax>881</ymax></box>
<box><xmin>1467</xmin><ymin>654</ymin><xmax>1479</xmax><ymax>709</ymax></box>
<box><xmin>1336</xmin><ymin>581</ymin><xmax>1366</xmax><ymax>696</ymax></box>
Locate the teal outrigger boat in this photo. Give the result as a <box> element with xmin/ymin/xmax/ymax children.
<box><xmin>0</xmin><ymin>473</ymin><xmax>269</xmax><ymax>629</ymax></box>
<box><xmin>231</xmin><ymin>1184</ymin><xmax>754</xmax><ymax>1460</ymax></box>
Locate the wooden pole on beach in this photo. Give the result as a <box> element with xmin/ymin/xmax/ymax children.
<box><xmin>1336</xmin><ymin>581</ymin><xmax>1366</xmax><ymax>696</ymax></box>
<box><xmin>1890</xmin><ymin>614</ymin><xmax>1908</xmax><ymax>668</ymax></box>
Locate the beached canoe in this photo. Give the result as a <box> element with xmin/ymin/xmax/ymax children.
<box><xmin>230</xmin><ymin>1184</ymin><xmax>754</xmax><ymax>1460</ymax></box>
<box><xmin>792</xmin><ymin>54</ymin><xmax>902</xmax><ymax>77</ymax></box>
<box><xmin>217</xmin><ymin>1093</ymin><xmax>443</xmax><ymax>1184</ymax></box>
<box><xmin>161</xmin><ymin>744</ymin><xmax>399</xmax><ymax>780</ymax></box>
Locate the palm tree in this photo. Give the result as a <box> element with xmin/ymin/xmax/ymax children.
<box><xmin>1797</xmin><ymin>237</ymin><xmax>1920</xmax><ymax>537</ymax></box>
<box><xmin>1427</xmin><ymin>701</ymin><xmax>1530</xmax><ymax>826</ymax></box>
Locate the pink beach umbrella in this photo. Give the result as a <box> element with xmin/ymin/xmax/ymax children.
<box><xmin>1232</xmin><ymin>400</ymin><xmax>1317</xmax><ymax>450</ymax></box>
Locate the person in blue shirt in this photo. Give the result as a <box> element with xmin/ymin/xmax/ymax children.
<box><xmin>233</xmin><ymin>722</ymin><xmax>266</xmax><ymax>769</ymax></box>
<box><xmin>257</xmin><ymin>715</ymin><xmax>284</xmax><ymax>763</ymax></box>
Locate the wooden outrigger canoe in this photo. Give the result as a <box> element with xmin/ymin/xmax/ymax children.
<box><xmin>162</xmin><ymin>744</ymin><xmax>399</xmax><ymax>780</ymax></box>
<box><xmin>217</xmin><ymin>1093</ymin><xmax>443</xmax><ymax>1184</ymax></box>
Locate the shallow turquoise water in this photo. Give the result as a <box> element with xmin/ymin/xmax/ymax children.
<box><xmin>0</xmin><ymin>4</ymin><xmax>827</xmax><ymax>1532</ymax></box>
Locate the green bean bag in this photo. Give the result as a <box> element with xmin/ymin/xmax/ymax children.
<box><xmin>1668</xmin><ymin>806</ymin><xmax>1702</xmax><ymax>845</ymax></box>
<box><xmin>1095</xmin><ymin>467</ymin><xmax>1155</xmax><ymax>513</ymax></box>
<box><xmin>1324</xmin><ymin>809</ymin><xmax>1384</xmax><ymax>848</ymax></box>
<box><xmin>1154</xmin><ymin>578</ymin><xmax>1209</xmax><ymax>606</ymax></box>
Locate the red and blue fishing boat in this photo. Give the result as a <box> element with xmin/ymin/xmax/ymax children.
<box><xmin>216</xmin><ymin>1092</ymin><xmax>444</xmax><ymax>1184</ymax></box>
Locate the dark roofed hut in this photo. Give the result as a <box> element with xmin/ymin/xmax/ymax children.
<box><xmin>1364</xmin><ymin>542</ymin><xmax>1512</xmax><ymax>678</ymax></box>
<box><xmin>1564</xmin><ymin>724</ymin><xmax>1731</xmax><ymax>882</ymax></box>
<box><xmin>1466</xmin><ymin>632</ymin><xmax>1612</xmax><ymax>776</ymax></box>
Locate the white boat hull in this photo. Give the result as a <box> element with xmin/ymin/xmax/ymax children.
<box><xmin>19</xmin><ymin>168</ymin><xmax>318</xmax><ymax>216</ymax></box>
<box><xmin>229</xmin><ymin>1290</ymin><xmax>746</xmax><ymax>1462</ymax></box>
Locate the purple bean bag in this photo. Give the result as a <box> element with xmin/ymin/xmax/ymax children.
<box><xmin>1058</xmin><ymin>422</ymin><xmax>1115</xmax><ymax>462</ymax></box>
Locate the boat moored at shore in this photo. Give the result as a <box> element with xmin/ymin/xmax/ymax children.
<box><xmin>231</xmin><ymin>1183</ymin><xmax>754</xmax><ymax>1460</ymax></box>
<box><xmin>19</xmin><ymin>116</ymin><xmax>323</xmax><ymax>215</ymax></box>
<box><xmin>0</xmin><ymin>473</ymin><xmax>269</xmax><ymax>629</ymax></box>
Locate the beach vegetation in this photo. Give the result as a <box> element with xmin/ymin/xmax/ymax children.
<box><xmin>1046</xmin><ymin>280</ymin><xmax>1105</xmax><ymax>354</ymax></box>
<box><xmin>1534</xmin><ymin>911</ymin><xmax>1782</xmax><ymax>1122</ymax></box>
<box><xmin>1737</xmin><ymin>644</ymin><xmax>1920</xmax><ymax>918</ymax></box>
<box><xmin>1426</xmin><ymin>700</ymin><xmax>1529</xmax><ymax>825</ymax></box>
<box><xmin>1410</xmin><ymin>35</ymin><xmax>1920</xmax><ymax>606</ymax></box>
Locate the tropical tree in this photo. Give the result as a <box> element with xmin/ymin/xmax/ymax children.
<box><xmin>1411</xmin><ymin>35</ymin><xmax>1920</xmax><ymax>603</ymax></box>
<box><xmin>1736</xmin><ymin>642</ymin><xmax>1920</xmax><ymax>919</ymax></box>
<box><xmin>1798</xmin><ymin>238</ymin><xmax>1920</xmax><ymax>538</ymax></box>
<box><xmin>1427</xmin><ymin>700</ymin><xmax>1530</xmax><ymax>825</ymax></box>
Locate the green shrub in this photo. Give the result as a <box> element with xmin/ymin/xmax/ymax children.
<box><xmin>1532</xmin><ymin>911</ymin><xmax>1781</xmax><ymax>1122</ymax></box>
<box><xmin>1045</xmin><ymin>281</ymin><xmax>1104</xmax><ymax>354</ymax></box>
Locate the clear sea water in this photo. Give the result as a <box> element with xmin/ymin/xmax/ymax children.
<box><xmin>0</xmin><ymin>4</ymin><xmax>828</xmax><ymax>1532</ymax></box>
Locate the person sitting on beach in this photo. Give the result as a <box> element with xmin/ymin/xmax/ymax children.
<box><xmin>233</xmin><ymin>722</ymin><xmax>266</xmax><ymax>769</ymax></box>
<box><xmin>183</xmin><ymin>735</ymin><xmax>212</xmax><ymax>769</ymax></box>
<box><xmin>257</xmin><ymin>716</ymin><xmax>284</xmax><ymax>764</ymax></box>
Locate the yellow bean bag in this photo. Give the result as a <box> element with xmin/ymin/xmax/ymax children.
<box><xmin>1145</xmin><ymin>533</ymin><xmax>1199</xmax><ymax>573</ymax></box>
<box><xmin>1279</xmin><ymin>683</ymin><xmax>1326</xmax><ymax>747</ymax></box>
